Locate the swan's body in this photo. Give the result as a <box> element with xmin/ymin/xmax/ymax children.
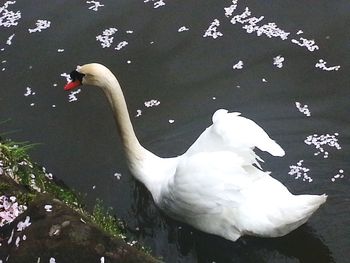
<box><xmin>64</xmin><ymin>63</ymin><xmax>326</xmax><ymax>241</ymax></box>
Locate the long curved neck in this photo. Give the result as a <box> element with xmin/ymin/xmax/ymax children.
<box><xmin>99</xmin><ymin>73</ymin><xmax>147</xmax><ymax>163</ymax></box>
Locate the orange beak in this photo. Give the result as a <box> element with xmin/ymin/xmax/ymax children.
<box><xmin>64</xmin><ymin>80</ymin><xmax>81</xmax><ymax>91</ymax></box>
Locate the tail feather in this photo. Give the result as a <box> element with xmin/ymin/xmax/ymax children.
<box><xmin>281</xmin><ymin>194</ymin><xmax>327</xmax><ymax>234</ymax></box>
<box><xmin>294</xmin><ymin>194</ymin><xmax>327</xmax><ymax>220</ymax></box>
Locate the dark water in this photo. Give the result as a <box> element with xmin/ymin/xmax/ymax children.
<box><xmin>1</xmin><ymin>1</ymin><xmax>349</xmax><ymax>262</ymax></box>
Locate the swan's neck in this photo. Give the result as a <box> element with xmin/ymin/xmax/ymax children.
<box><xmin>100</xmin><ymin>74</ymin><xmax>147</xmax><ymax>164</ymax></box>
<box><xmin>97</xmin><ymin>70</ymin><xmax>173</xmax><ymax>198</ymax></box>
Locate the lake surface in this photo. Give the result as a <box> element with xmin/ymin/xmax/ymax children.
<box><xmin>1</xmin><ymin>0</ymin><xmax>349</xmax><ymax>262</ymax></box>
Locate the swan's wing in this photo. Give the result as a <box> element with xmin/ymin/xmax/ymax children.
<box><xmin>159</xmin><ymin>151</ymin><xmax>252</xmax><ymax>219</ymax></box>
<box><xmin>185</xmin><ymin>109</ymin><xmax>285</xmax><ymax>166</ymax></box>
<box><xmin>159</xmin><ymin>151</ymin><xmax>278</xmax><ymax>240</ymax></box>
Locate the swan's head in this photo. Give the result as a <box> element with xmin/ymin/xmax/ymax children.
<box><xmin>64</xmin><ymin>63</ymin><xmax>114</xmax><ymax>90</ymax></box>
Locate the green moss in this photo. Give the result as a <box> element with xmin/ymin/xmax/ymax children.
<box><xmin>0</xmin><ymin>182</ymin><xmax>11</xmax><ymax>192</ymax></box>
<box><xmin>15</xmin><ymin>191</ymin><xmax>37</xmax><ymax>205</ymax></box>
<box><xmin>0</xmin><ymin>138</ymin><xmax>81</xmax><ymax>208</ymax></box>
<box><xmin>90</xmin><ymin>199</ymin><xmax>124</xmax><ymax>238</ymax></box>
<box><xmin>0</xmin><ymin>136</ymin><xmax>152</xmax><ymax>256</ymax></box>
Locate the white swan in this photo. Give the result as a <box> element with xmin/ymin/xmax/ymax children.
<box><xmin>64</xmin><ymin>63</ymin><xmax>327</xmax><ymax>242</ymax></box>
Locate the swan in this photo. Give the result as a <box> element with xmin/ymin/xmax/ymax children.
<box><xmin>64</xmin><ymin>63</ymin><xmax>327</xmax><ymax>242</ymax></box>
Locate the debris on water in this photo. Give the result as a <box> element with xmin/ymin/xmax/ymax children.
<box><xmin>127</xmin><ymin>60</ymin><xmax>132</xmax><ymax>64</ymax></box>
<box><xmin>178</xmin><ymin>26</ymin><xmax>189</xmax><ymax>32</ymax></box>
<box><xmin>68</xmin><ymin>89</ymin><xmax>82</xmax><ymax>102</ymax></box>
<box><xmin>224</xmin><ymin>0</ymin><xmax>238</xmax><ymax>17</ymax></box>
<box><xmin>331</xmin><ymin>169</ymin><xmax>345</xmax><ymax>182</ymax></box>
<box><xmin>114</xmin><ymin>172</ymin><xmax>122</xmax><ymax>180</ymax></box>
<box><xmin>273</xmin><ymin>55</ymin><xmax>284</xmax><ymax>68</ymax></box>
<box><xmin>126</xmin><ymin>30</ymin><xmax>134</xmax><ymax>34</ymax></box>
<box><xmin>28</xmin><ymin>19</ymin><xmax>51</xmax><ymax>33</ymax></box>
<box><xmin>57</xmin><ymin>49</ymin><xmax>64</xmax><ymax>53</ymax></box>
<box><xmin>115</xmin><ymin>41</ymin><xmax>128</xmax><ymax>51</ymax></box>
<box><xmin>168</xmin><ymin>119</ymin><xmax>175</xmax><ymax>124</ymax></box>
<box><xmin>304</xmin><ymin>133</ymin><xmax>341</xmax><ymax>158</ymax></box>
<box><xmin>203</xmin><ymin>19</ymin><xmax>223</xmax><ymax>39</ymax></box>
<box><xmin>135</xmin><ymin>109</ymin><xmax>142</xmax><ymax>117</ymax></box>
<box><xmin>144</xmin><ymin>99</ymin><xmax>160</xmax><ymax>107</ymax></box>
<box><xmin>291</xmin><ymin>36</ymin><xmax>319</xmax><ymax>52</ymax></box>
<box><xmin>144</xmin><ymin>0</ymin><xmax>166</xmax><ymax>9</ymax></box>
<box><xmin>296</xmin><ymin>30</ymin><xmax>304</xmax><ymax>35</ymax></box>
<box><xmin>295</xmin><ymin>102</ymin><xmax>311</xmax><ymax>117</ymax></box>
<box><xmin>86</xmin><ymin>1</ymin><xmax>104</xmax><ymax>11</ymax></box>
<box><xmin>315</xmin><ymin>59</ymin><xmax>341</xmax><ymax>71</ymax></box>
<box><xmin>0</xmin><ymin>1</ymin><xmax>21</xmax><ymax>28</ymax></box>
<box><xmin>49</xmin><ymin>258</ymin><xmax>56</xmax><ymax>263</ymax></box>
<box><xmin>232</xmin><ymin>60</ymin><xmax>244</xmax><ymax>70</ymax></box>
<box><xmin>6</xmin><ymin>34</ymin><xmax>15</xmax><ymax>45</ymax></box>
<box><xmin>228</xmin><ymin>6</ymin><xmax>290</xmax><ymax>40</ymax></box>
<box><xmin>96</xmin><ymin>27</ymin><xmax>118</xmax><ymax>48</ymax></box>
<box><xmin>262</xmin><ymin>78</ymin><xmax>267</xmax><ymax>82</ymax></box>
<box><xmin>288</xmin><ymin>160</ymin><xmax>313</xmax><ymax>183</ymax></box>
<box><xmin>60</xmin><ymin>72</ymin><xmax>71</xmax><ymax>82</ymax></box>
<box><xmin>24</xmin><ymin>87</ymin><xmax>35</xmax><ymax>97</ymax></box>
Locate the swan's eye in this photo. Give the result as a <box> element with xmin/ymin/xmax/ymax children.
<box><xmin>69</xmin><ymin>70</ymin><xmax>85</xmax><ymax>82</ymax></box>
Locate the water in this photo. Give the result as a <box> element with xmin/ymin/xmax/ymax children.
<box><xmin>1</xmin><ymin>0</ymin><xmax>349</xmax><ymax>262</ymax></box>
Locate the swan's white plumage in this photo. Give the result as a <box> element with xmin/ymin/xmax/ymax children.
<box><xmin>67</xmin><ymin>63</ymin><xmax>327</xmax><ymax>242</ymax></box>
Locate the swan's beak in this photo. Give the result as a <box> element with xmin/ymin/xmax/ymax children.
<box><xmin>64</xmin><ymin>80</ymin><xmax>81</xmax><ymax>91</ymax></box>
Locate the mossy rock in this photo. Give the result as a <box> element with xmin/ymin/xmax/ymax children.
<box><xmin>0</xmin><ymin>138</ymin><xmax>161</xmax><ymax>262</ymax></box>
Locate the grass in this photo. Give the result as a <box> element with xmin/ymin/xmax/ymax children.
<box><xmin>0</xmin><ymin>138</ymin><xmax>80</xmax><ymax>206</ymax></box>
<box><xmin>0</xmin><ymin>136</ymin><xmax>153</xmax><ymax>256</ymax></box>
<box><xmin>0</xmin><ymin>136</ymin><xmax>123</xmax><ymax>238</ymax></box>
<box><xmin>90</xmin><ymin>199</ymin><xmax>124</xmax><ymax>238</ymax></box>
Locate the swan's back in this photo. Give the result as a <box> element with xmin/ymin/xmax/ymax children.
<box><xmin>159</xmin><ymin>151</ymin><xmax>326</xmax><ymax>241</ymax></box>
<box><xmin>156</xmin><ymin>109</ymin><xmax>326</xmax><ymax>241</ymax></box>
